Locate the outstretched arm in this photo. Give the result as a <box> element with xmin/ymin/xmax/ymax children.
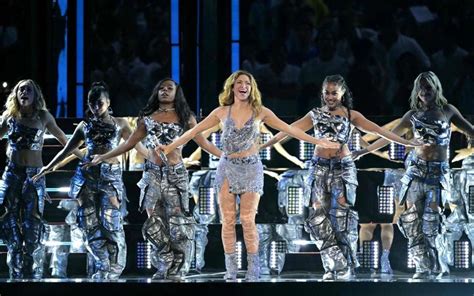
<box><xmin>159</xmin><ymin>108</ymin><xmax>222</xmax><ymax>155</ymax></box>
<box><xmin>32</xmin><ymin>123</ymin><xmax>85</xmax><ymax>181</ymax></box>
<box><xmin>352</xmin><ymin>110</ymin><xmax>416</xmax><ymax>146</ymax></box>
<box><xmin>260</xmin><ymin>124</ymin><xmax>304</xmax><ymax>168</ymax></box>
<box><xmin>44</xmin><ymin>111</ymin><xmax>84</xmax><ymax>159</ymax></box>
<box><xmin>261</xmin><ymin>113</ymin><xmax>313</xmax><ymax>149</ymax></box>
<box><xmin>449</xmin><ymin>104</ymin><xmax>474</xmax><ymax>138</ymax></box>
<box><xmin>190</xmin><ymin>116</ymin><xmax>222</xmax><ymax>158</ymax></box>
<box><xmin>353</xmin><ymin>111</ymin><xmax>413</xmax><ymax>158</ymax></box>
<box><xmin>261</xmin><ymin>107</ymin><xmax>339</xmax><ymax>149</ymax></box>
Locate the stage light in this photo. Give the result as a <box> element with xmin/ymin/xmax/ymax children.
<box><xmin>360</xmin><ymin>240</ymin><xmax>380</xmax><ymax>269</ymax></box>
<box><xmin>389</xmin><ymin>142</ymin><xmax>405</xmax><ymax>161</ymax></box>
<box><xmin>469</xmin><ymin>186</ymin><xmax>474</xmax><ymax>214</ymax></box>
<box><xmin>270</xmin><ymin>240</ymin><xmax>287</xmax><ymax>270</ymax></box>
<box><xmin>2</xmin><ymin>82</ymin><xmax>7</xmax><ymax>88</ymax></box>
<box><xmin>348</xmin><ymin>131</ymin><xmax>361</xmax><ymax>152</ymax></box>
<box><xmin>407</xmin><ymin>246</ymin><xmax>415</xmax><ymax>269</ymax></box>
<box><xmin>454</xmin><ymin>240</ymin><xmax>471</xmax><ymax>269</ymax></box>
<box><xmin>259</xmin><ymin>133</ymin><xmax>271</xmax><ymax>160</ymax></box>
<box><xmin>136</xmin><ymin>241</ymin><xmax>152</xmax><ymax>269</ymax></box>
<box><xmin>377</xmin><ymin>186</ymin><xmax>395</xmax><ymax>215</ymax></box>
<box><xmin>299</xmin><ymin>140</ymin><xmax>315</xmax><ymax>161</ymax></box>
<box><xmin>287</xmin><ymin>186</ymin><xmax>304</xmax><ymax>215</ymax></box>
<box><xmin>210</xmin><ymin>132</ymin><xmax>222</xmax><ymax>161</ymax></box>
<box><xmin>198</xmin><ymin>187</ymin><xmax>216</xmax><ymax>215</ymax></box>
<box><xmin>236</xmin><ymin>241</ymin><xmax>243</xmax><ymax>269</ymax></box>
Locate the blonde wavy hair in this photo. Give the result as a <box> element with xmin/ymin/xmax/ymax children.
<box><xmin>2</xmin><ymin>79</ymin><xmax>47</xmax><ymax>119</ymax></box>
<box><xmin>218</xmin><ymin>70</ymin><xmax>263</xmax><ymax>115</ymax></box>
<box><xmin>409</xmin><ymin>71</ymin><xmax>448</xmax><ymax>111</ymax></box>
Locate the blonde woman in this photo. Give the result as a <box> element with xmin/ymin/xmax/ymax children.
<box><xmin>159</xmin><ymin>70</ymin><xmax>339</xmax><ymax>281</ymax></box>
<box><xmin>0</xmin><ymin>79</ymin><xmax>80</xmax><ymax>279</ymax></box>
<box><xmin>355</xmin><ymin>71</ymin><xmax>474</xmax><ymax>278</ymax></box>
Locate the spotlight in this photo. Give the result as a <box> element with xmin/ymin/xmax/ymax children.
<box><xmin>2</xmin><ymin>82</ymin><xmax>8</xmax><ymax>88</ymax></box>
<box><xmin>469</xmin><ymin>186</ymin><xmax>474</xmax><ymax>214</ymax></box>
<box><xmin>136</xmin><ymin>241</ymin><xmax>153</xmax><ymax>269</ymax></box>
<box><xmin>299</xmin><ymin>140</ymin><xmax>315</xmax><ymax>161</ymax></box>
<box><xmin>454</xmin><ymin>240</ymin><xmax>471</xmax><ymax>269</ymax></box>
<box><xmin>259</xmin><ymin>133</ymin><xmax>271</xmax><ymax>160</ymax></box>
<box><xmin>348</xmin><ymin>130</ymin><xmax>361</xmax><ymax>152</ymax></box>
<box><xmin>198</xmin><ymin>187</ymin><xmax>216</xmax><ymax>215</ymax></box>
<box><xmin>389</xmin><ymin>142</ymin><xmax>405</xmax><ymax>161</ymax></box>
<box><xmin>407</xmin><ymin>245</ymin><xmax>415</xmax><ymax>269</ymax></box>
<box><xmin>270</xmin><ymin>240</ymin><xmax>287</xmax><ymax>269</ymax></box>
<box><xmin>377</xmin><ymin>186</ymin><xmax>395</xmax><ymax>215</ymax></box>
<box><xmin>287</xmin><ymin>186</ymin><xmax>304</xmax><ymax>215</ymax></box>
<box><xmin>210</xmin><ymin>132</ymin><xmax>222</xmax><ymax>161</ymax></box>
<box><xmin>360</xmin><ymin>240</ymin><xmax>380</xmax><ymax>269</ymax></box>
<box><xmin>236</xmin><ymin>241</ymin><xmax>243</xmax><ymax>269</ymax></box>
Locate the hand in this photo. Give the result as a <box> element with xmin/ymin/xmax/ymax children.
<box><xmin>32</xmin><ymin>167</ymin><xmax>50</xmax><ymax>183</ymax></box>
<box><xmin>156</xmin><ymin>144</ymin><xmax>172</xmax><ymax>156</ymax></box>
<box><xmin>82</xmin><ymin>154</ymin><xmax>104</xmax><ymax>169</ymax></box>
<box><xmin>317</xmin><ymin>139</ymin><xmax>340</xmax><ymax>149</ymax></box>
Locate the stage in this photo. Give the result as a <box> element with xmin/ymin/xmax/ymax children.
<box><xmin>1</xmin><ymin>271</ymin><xmax>474</xmax><ymax>296</ymax></box>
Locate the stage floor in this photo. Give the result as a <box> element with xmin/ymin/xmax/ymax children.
<box><xmin>1</xmin><ymin>271</ymin><xmax>474</xmax><ymax>296</ymax></box>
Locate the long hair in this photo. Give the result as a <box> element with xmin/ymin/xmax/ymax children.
<box><xmin>409</xmin><ymin>71</ymin><xmax>448</xmax><ymax>111</ymax></box>
<box><xmin>218</xmin><ymin>70</ymin><xmax>263</xmax><ymax>115</ymax></box>
<box><xmin>86</xmin><ymin>81</ymin><xmax>110</xmax><ymax>119</ymax></box>
<box><xmin>2</xmin><ymin>79</ymin><xmax>47</xmax><ymax>119</ymax></box>
<box><xmin>321</xmin><ymin>74</ymin><xmax>354</xmax><ymax>110</ymax></box>
<box><xmin>139</xmin><ymin>78</ymin><xmax>193</xmax><ymax>130</ymax></box>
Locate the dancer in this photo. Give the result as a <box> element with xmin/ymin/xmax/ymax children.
<box><xmin>158</xmin><ymin>70</ymin><xmax>339</xmax><ymax>281</ymax></box>
<box><xmin>261</xmin><ymin>74</ymin><xmax>419</xmax><ymax>280</ymax></box>
<box><xmin>86</xmin><ymin>78</ymin><xmax>221</xmax><ymax>279</ymax></box>
<box><xmin>0</xmin><ymin>79</ymin><xmax>80</xmax><ymax>279</ymax></box>
<box><xmin>33</xmin><ymin>82</ymin><xmax>135</xmax><ymax>279</ymax></box>
<box><xmin>354</xmin><ymin>71</ymin><xmax>474</xmax><ymax>278</ymax></box>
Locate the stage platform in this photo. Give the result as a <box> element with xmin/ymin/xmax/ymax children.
<box><xmin>1</xmin><ymin>271</ymin><xmax>474</xmax><ymax>296</ymax></box>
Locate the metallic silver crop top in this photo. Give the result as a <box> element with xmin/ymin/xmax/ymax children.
<box><xmin>411</xmin><ymin>112</ymin><xmax>451</xmax><ymax>145</ymax></box>
<box><xmin>309</xmin><ymin>108</ymin><xmax>351</xmax><ymax>144</ymax></box>
<box><xmin>7</xmin><ymin>117</ymin><xmax>44</xmax><ymax>151</ymax></box>
<box><xmin>221</xmin><ymin>106</ymin><xmax>260</xmax><ymax>155</ymax></box>
<box><xmin>83</xmin><ymin>117</ymin><xmax>121</xmax><ymax>153</ymax></box>
<box><xmin>143</xmin><ymin>116</ymin><xmax>184</xmax><ymax>149</ymax></box>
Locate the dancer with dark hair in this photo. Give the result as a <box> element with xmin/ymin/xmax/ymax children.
<box><xmin>0</xmin><ymin>79</ymin><xmax>80</xmax><ymax>279</ymax></box>
<box><xmin>33</xmin><ymin>82</ymin><xmax>136</xmax><ymax>279</ymax></box>
<box><xmin>87</xmin><ymin>78</ymin><xmax>221</xmax><ymax>279</ymax></box>
<box><xmin>354</xmin><ymin>71</ymin><xmax>474</xmax><ymax>278</ymax></box>
<box><xmin>262</xmin><ymin>74</ymin><xmax>419</xmax><ymax>280</ymax></box>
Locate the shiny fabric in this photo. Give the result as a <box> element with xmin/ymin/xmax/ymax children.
<box><xmin>220</xmin><ymin>106</ymin><xmax>260</xmax><ymax>155</ymax></box>
<box><xmin>309</xmin><ymin>155</ymin><xmax>358</xmax><ymax>206</ymax></box>
<box><xmin>137</xmin><ymin>161</ymin><xmax>195</xmax><ymax>278</ymax></box>
<box><xmin>83</xmin><ymin>117</ymin><xmax>121</xmax><ymax>154</ymax></box>
<box><xmin>410</xmin><ymin>112</ymin><xmax>451</xmax><ymax>146</ymax></box>
<box><xmin>0</xmin><ymin>162</ymin><xmax>47</xmax><ymax>279</ymax></box>
<box><xmin>277</xmin><ymin>169</ymin><xmax>311</xmax><ymax>224</ymax></box>
<box><xmin>397</xmin><ymin>154</ymin><xmax>449</xmax><ymax>274</ymax></box>
<box><xmin>257</xmin><ymin>224</ymin><xmax>303</xmax><ymax>275</ymax></box>
<box><xmin>143</xmin><ymin>116</ymin><xmax>184</xmax><ymax>149</ymax></box>
<box><xmin>70</xmin><ymin>162</ymin><xmax>126</xmax><ymax>279</ymax></box>
<box><xmin>215</xmin><ymin>155</ymin><xmax>264</xmax><ymax>195</ymax></box>
<box><xmin>309</xmin><ymin>108</ymin><xmax>351</xmax><ymax>144</ymax></box>
<box><xmin>305</xmin><ymin>155</ymin><xmax>359</xmax><ymax>274</ymax></box>
<box><xmin>6</xmin><ymin>117</ymin><xmax>44</xmax><ymax>151</ymax></box>
<box><xmin>189</xmin><ymin>170</ymin><xmax>218</xmax><ymax>271</ymax></box>
<box><xmin>438</xmin><ymin>156</ymin><xmax>474</xmax><ymax>273</ymax></box>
